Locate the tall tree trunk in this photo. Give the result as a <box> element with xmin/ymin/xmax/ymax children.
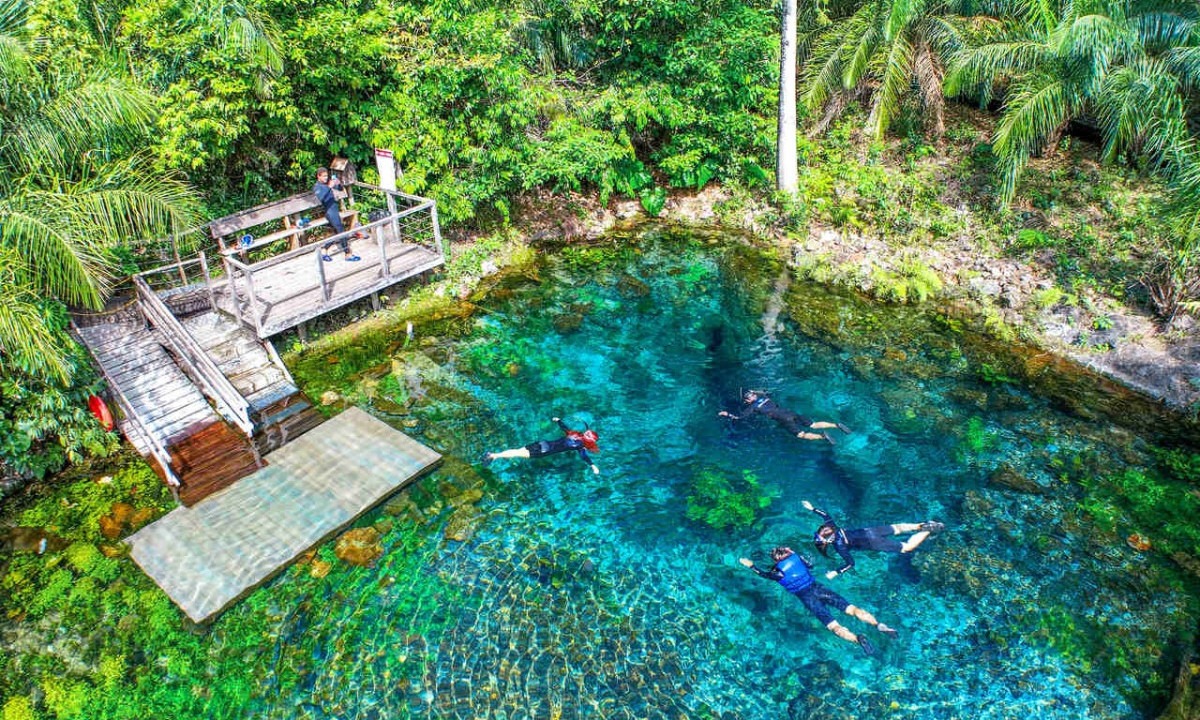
<box><xmin>777</xmin><ymin>0</ymin><xmax>798</xmax><ymax>193</ymax></box>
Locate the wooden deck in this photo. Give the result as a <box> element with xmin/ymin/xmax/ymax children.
<box><xmin>126</xmin><ymin>407</ymin><xmax>442</xmax><ymax>623</ymax></box>
<box><xmin>217</xmin><ymin>217</ymin><xmax>443</xmax><ymax>338</ymax></box>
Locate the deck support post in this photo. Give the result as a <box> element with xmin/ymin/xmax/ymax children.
<box><xmin>370</xmin><ymin>292</ymin><xmax>380</xmax><ymax>311</ymax></box>
<box><xmin>199</xmin><ymin>251</ymin><xmax>217</xmax><ymax>312</ymax></box>
<box><xmin>241</xmin><ymin>265</ymin><xmax>265</xmax><ymax>338</ymax></box>
<box><xmin>298</xmin><ymin>322</ymin><xmax>308</xmax><ymax>344</ymax></box>
<box><xmin>223</xmin><ymin>256</ymin><xmax>244</xmax><ymax>329</ymax></box>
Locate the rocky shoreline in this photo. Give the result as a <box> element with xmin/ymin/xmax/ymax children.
<box><xmin>503</xmin><ymin>185</ymin><xmax>1200</xmax><ymax>417</ymax></box>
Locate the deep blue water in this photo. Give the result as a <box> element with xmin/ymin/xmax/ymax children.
<box><xmin>254</xmin><ymin>225</ymin><xmax>1198</xmax><ymax>720</ymax></box>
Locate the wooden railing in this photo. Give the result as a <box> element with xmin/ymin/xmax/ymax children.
<box><xmin>222</xmin><ymin>187</ymin><xmax>444</xmax><ymax>336</ymax></box>
<box><xmin>133</xmin><ymin>276</ymin><xmax>254</xmax><ymax>436</ymax></box>
<box><xmin>69</xmin><ymin>320</ymin><xmax>182</xmax><ymax>500</ymax></box>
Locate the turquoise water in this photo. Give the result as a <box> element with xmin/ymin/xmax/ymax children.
<box><xmin>255</xmin><ymin>225</ymin><xmax>1197</xmax><ymax>719</ymax></box>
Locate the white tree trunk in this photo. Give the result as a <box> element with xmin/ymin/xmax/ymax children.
<box><xmin>777</xmin><ymin>0</ymin><xmax>799</xmax><ymax>193</ymax></box>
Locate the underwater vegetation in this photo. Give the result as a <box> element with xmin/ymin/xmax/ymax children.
<box><xmin>3</xmin><ymin>223</ymin><xmax>1200</xmax><ymax>719</ymax></box>
<box><xmin>685</xmin><ymin>467</ymin><xmax>778</xmax><ymax>531</ymax></box>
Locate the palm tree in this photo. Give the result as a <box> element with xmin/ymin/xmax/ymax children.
<box><xmin>779</xmin><ymin>0</ymin><xmax>799</xmax><ymax>192</ymax></box>
<box><xmin>946</xmin><ymin>0</ymin><xmax>1200</xmax><ymax>203</ymax></box>
<box><xmin>0</xmin><ymin>0</ymin><xmax>201</xmax><ymax>382</ymax></box>
<box><xmin>799</xmin><ymin>0</ymin><xmax>965</xmax><ymax>140</ymax></box>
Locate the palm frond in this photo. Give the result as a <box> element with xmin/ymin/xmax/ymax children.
<box><xmin>1</xmin><ymin>200</ymin><xmax>110</xmax><ymax>308</ymax></box>
<box><xmin>922</xmin><ymin>15</ymin><xmax>967</xmax><ymax>58</ymax></box>
<box><xmin>1095</xmin><ymin>59</ymin><xmax>1186</xmax><ymax>165</ymax></box>
<box><xmin>842</xmin><ymin>22</ymin><xmax>882</xmax><ymax>89</ymax></box>
<box><xmin>0</xmin><ymin>249</ymin><xmax>73</xmax><ymax>383</ymax></box>
<box><xmin>992</xmin><ymin>74</ymin><xmax>1075</xmax><ymax>202</ymax></box>
<box><xmin>1164</xmin><ymin>46</ymin><xmax>1200</xmax><ymax>90</ymax></box>
<box><xmin>0</xmin><ymin>0</ymin><xmax>25</xmax><ymax>37</ymax></box>
<box><xmin>68</xmin><ymin>156</ymin><xmax>203</xmax><ymax>245</ymax></box>
<box><xmin>946</xmin><ymin>40</ymin><xmax>1054</xmax><ymax>96</ymax></box>
<box><xmin>1133</xmin><ymin>11</ymin><xmax>1197</xmax><ymax>51</ymax></box>
<box><xmin>1061</xmin><ymin>13</ymin><xmax>1134</xmax><ymax>82</ymax></box>
<box><xmin>886</xmin><ymin>0</ymin><xmax>926</xmax><ymax>41</ymax></box>
<box><xmin>4</xmin><ymin>72</ymin><xmax>156</xmax><ymax>178</ymax></box>
<box><xmin>867</xmin><ymin>32</ymin><xmax>915</xmax><ymax>138</ymax></box>
<box><xmin>802</xmin><ymin>12</ymin><xmax>872</xmax><ymax>113</ymax></box>
<box><xmin>913</xmin><ymin>38</ymin><xmax>946</xmax><ymax>134</ymax></box>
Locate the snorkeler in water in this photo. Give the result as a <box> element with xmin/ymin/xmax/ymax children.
<box><xmin>482</xmin><ymin>417</ymin><xmax>600</xmax><ymax>474</ymax></box>
<box><xmin>718</xmin><ymin>389</ymin><xmax>852</xmax><ymax>443</ymax></box>
<box><xmin>740</xmin><ymin>546</ymin><xmax>897</xmax><ymax>656</ymax></box>
<box><xmin>803</xmin><ymin>500</ymin><xmax>944</xmax><ymax>579</ymax></box>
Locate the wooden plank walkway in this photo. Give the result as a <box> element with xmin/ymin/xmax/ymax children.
<box><xmin>76</xmin><ymin>321</ymin><xmax>221</xmax><ymax>445</ymax></box>
<box><xmin>127</xmin><ymin>407</ymin><xmax>442</xmax><ymax>623</ymax></box>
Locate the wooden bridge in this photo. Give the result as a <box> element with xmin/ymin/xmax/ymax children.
<box><xmin>74</xmin><ymin>183</ymin><xmax>445</xmax><ymax>506</ymax></box>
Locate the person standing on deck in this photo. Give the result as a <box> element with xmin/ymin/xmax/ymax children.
<box><xmin>482</xmin><ymin>417</ymin><xmax>600</xmax><ymax>474</ymax></box>
<box><xmin>719</xmin><ymin>389</ymin><xmax>852</xmax><ymax>443</ymax></box>
<box><xmin>739</xmin><ymin>546</ymin><xmax>897</xmax><ymax>656</ymax></box>
<box><xmin>314</xmin><ymin>167</ymin><xmax>360</xmax><ymax>262</ymax></box>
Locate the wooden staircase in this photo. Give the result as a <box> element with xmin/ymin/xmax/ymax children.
<box><xmin>170</xmin><ymin>421</ymin><xmax>262</xmax><ymax>506</ymax></box>
<box><xmin>76</xmin><ymin>292</ymin><xmax>323</xmax><ymax>506</ymax></box>
<box><xmin>181</xmin><ymin>312</ymin><xmax>324</xmax><ymax>457</ymax></box>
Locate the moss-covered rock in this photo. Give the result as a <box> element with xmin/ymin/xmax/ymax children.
<box><xmin>334</xmin><ymin>527</ymin><xmax>383</xmax><ymax>567</ymax></box>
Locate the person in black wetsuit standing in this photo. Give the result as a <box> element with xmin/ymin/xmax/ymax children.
<box><xmin>803</xmin><ymin>500</ymin><xmax>944</xmax><ymax>579</ymax></box>
<box><xmin>482</xmin><ymin>417</ymin><xmax>600</xmax><ymax>474</ymax></box>
<box><xmin>719</xmin><ymin>390</ymin><xmax>852</xmax><ymax>443</ymax></box>
<box><xmin>314</xmin><ymin>167</ymin><xmax>360</xmax><ymax>262</ymax></box>
<box><xmin>739</xmin><ymin>546</ymin><xmax>897</xmax><ymax>655</ymax></box>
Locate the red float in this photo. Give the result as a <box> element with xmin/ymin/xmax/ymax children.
<box><xmin>88</xmin><ymin>395</ymin><xmax>115</xmax><ymax>431</ymax></box>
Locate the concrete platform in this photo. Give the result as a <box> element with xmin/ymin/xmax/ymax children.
<box><xmin>127</xmin><ymin>406</ymin><xmax>442</xmax><ymax>623</ymax></box>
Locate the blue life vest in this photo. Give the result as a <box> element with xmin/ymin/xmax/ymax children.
<box><xmin>775</xmin><ymin>554</ymin><xmax>814</xmax><ymax>593</ymax></box>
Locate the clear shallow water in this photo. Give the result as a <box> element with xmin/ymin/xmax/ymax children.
<box><xmin>252</xmin><ymin>225</ymin><xmax>1197</xmax><ymax>719</ymax></box>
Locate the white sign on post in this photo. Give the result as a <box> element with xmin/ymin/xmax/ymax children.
<box><xmin>375</xmin><ymin>148</ymin><xmax>397</xmax><ymax>191</ymax></box>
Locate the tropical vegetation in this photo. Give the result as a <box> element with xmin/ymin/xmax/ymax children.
<box><xmin>2</xmin><ymin>0</ymin><xmax>1200</xmax><ymax>482</ymax></box>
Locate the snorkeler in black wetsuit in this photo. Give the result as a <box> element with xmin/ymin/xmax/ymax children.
<box><xmin>739</xmin><ymin>546</ymin><xmax>898</xmax><ymax>656</ymax></box>
<box><xmin>482</xmin><ymin>417</ymin><xmax>600</xmax><ymax>474</ymax></box>
<box><xmin>804</xmin><ymin>500</ymin><xmax>945</xmax><ymax>579</ymax></box>
<box><xmin>718</xmin><ymin>390</ymin><xmax>852</xmax><ymax>443</ymax></box>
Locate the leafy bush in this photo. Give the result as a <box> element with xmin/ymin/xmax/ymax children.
<box><xmin>2</xmin><ymin>696</ymin><xmax>35</xmax><ymax>720</ymax></box>
<box><xmin>869</xmin><ymin>258</ymin><xmax>944</xmax><ymax>304</ymax></box>
<box><xmin>0</xmin><ymin>301</ymin><xmax>120</xmax><ymax>486</ymax></box>
<box><xmin>685</xmin><ymin>467</ymin><xmax>776</xmax><ymax>531</ymax></box>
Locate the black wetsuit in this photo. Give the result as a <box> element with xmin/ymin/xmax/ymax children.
<box><xmin>747</xmin><ymin>553</ymin><xmax>850</xmax><ymax>626</ymax></box>
<box><xmin>811</xmin><ymin>507</ymin><xmax>905</xmax><ymax>575</ymax></box>
<box><xmin>525</xmin><ymin>419</ymin><xmax>594</xmax><ymax>467</ymax></box>
<box><xmin>731</xmin><ymin>396</ymin><xmax>813</xmax><ymax>435</ymax></box>
<box><xmin>315</xmin><ymin>178</ymin><xmax>348</xmax><ymax>253</ymax></box>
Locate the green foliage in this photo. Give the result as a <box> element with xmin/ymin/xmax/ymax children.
<box><xmin>0</xmin><ymin>300</ymin><xmax>121</xmax><ymax>481</ymax></box>
<box><xmin>962</xmin><ymin>415</ymin><xmax>998</xmax><ymax>453</ymax></box>
<box><xmin>0</xmin><ymin>0</ymin><xmax>201</xmax><ymax>381</ymax></box>
<box><xmin>977</xmin><ymin>362</ymin><xmax>1014</xmax><ymax>385</ymax></box>
<box><xmin>685</xmin><ymin>467</ymin><xmax>776</xmax><ymax>531</ymax></box>
<box><xmin>869</xmin><ymin>258</ymin><xmax>944</xmax><ymax>304</ymax></box>
<box><xmin>1156</xmin><ymin>448</ymin><xmax>1200</xmax><ymax>484</ymax></box>
<box><xmin>1014</xmin><ymin>229</ymin><xmax>1056</xmax><ymax>250</ymax></box>
<box><xmin>2</xmin><ymin>696</ymin><xmax>35</xmax><ymax>720</ymax></box>
<box><xmin>1031</xmin><ymin>286</ymin><xmax>1073</xmax><ymax>309</ymax></box>
<box><xmin>639</xmin><ymin>186</ymin><xmax>667</xmax><ymax>217</ymax></box>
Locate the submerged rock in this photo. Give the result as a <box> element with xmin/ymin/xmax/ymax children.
<box><xmin>1158</xmin><ymin>646</ymin><xmax>1200</xmax><ymax>720</ymax></box>
<box><xmin>0</xmin><ymin>527</ymin><xmax>68</xmax><ymax>554</ymax></box>
<box><xmin>444</xmin><ymin>505</ymin><xmax>483</xmax><ymax>542</ymax></box>
<box><xmin>334</xmin><ymin>527</ymin><xmax>383</xmax><ymax>567</ymax></box>
<box><xmin>987</xmin><ymin>463</ymin><xmax>1046</xmax><ymax>494</ymax></box>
